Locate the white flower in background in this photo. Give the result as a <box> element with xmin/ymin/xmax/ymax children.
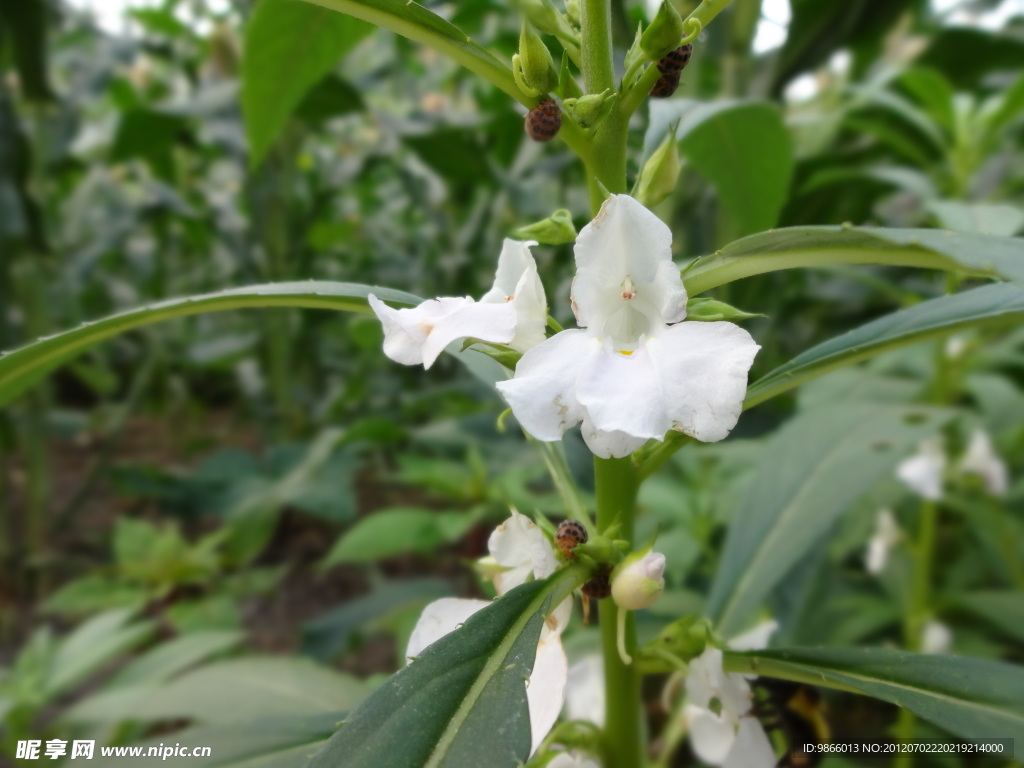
<box><xmin>548</xmin><ymin>752</ymin><xmax>600</xmax><ymax>768</ymax></box>
<box><xmin>865</xmin><ymin>508</ymin><xmax>902</xmax><ymax>574</ymax></box>
<box><xmin>896</xmin><ymin>437</ymin><xmax>946</xmax><ymax>500</ymax></box>
<box><xmin>959</xmin><ymin>429</ymin><xmax>1009</xmax><ymax>496</ymax></box>
<box><xmin>369</xmin><ymin>239</ymin><xmax>546</xmax><ymax>369</ymax></box>
<box><xmin>921</xmin><ymin>619</ymin><xmax>953</xmax><ymax>654</ymax></box>
<box><xmin>496</xmin><ymin>195</ymin><xmax>760</xmax><ymax>459</ymax></box>
<box><xmin>683</xmin><ymin>621</ymin><xmax>778</xmax><ymax>768</ymax></box>
<box><xmin>405</xmin><ymin>511</ymin><xmax>569</xmax><ymax>755</ymax></box>
<box><xmin>564</xmin><ymin>654</ymin><xmax>605</xmax><ymax>727</ymax></box>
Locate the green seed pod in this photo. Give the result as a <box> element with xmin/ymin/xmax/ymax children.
<box><xmin>518</xmin><ymin>22</ymin><xmax>559</xmax><ymax>95</ymax></box>
<box><xmin>634</xmin><ymin>130</ymin><xmax>680</xmax><ymax>208</ymax></box>
<box><xmin>640</xmin><ymin>1</ymin><xmax>684</xmax><ymax>61</ymax></box>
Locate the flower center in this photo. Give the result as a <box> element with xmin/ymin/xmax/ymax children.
<box><xmin>621</xmin><ymin>275</ymin><xmax>636</xmax><ymax>301</ymax></box>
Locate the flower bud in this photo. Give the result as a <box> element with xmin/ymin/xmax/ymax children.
<box><xmin>685</xmin><ymin>297</ymin><xmax>764</xmax><ymax>322</ymax></box>
<box><xmin>564</xmin><ymin>0</ymin><xmax>580</xmax><ymax>27</ymax></box>
<box><xmin>634</xmin><ymin>130</ymin><xmax>679</xmax><ymax>208</ymax></box>
<box><xmin>513</xmin><ymin>209</ymin><xmax>577</xmax><ymax>245</ymax></box>
<box><xmin>518</xmin><ymin>23</ymin><xmax>559</xmax><ymax>94</ymax></box>
<box><xmin>563</xmin><ymin>89</ymin><xmax>614</xmax><ymax>128</ymax></box>
<box><xmin>611</xmin><ymin>548</ymin><xmax>665</xmax><ymax>610</ymax></box>
<box><xmin>640</xmin><ymin>1</ymin><xmax>684</xmax><ymax>61</ymax></box>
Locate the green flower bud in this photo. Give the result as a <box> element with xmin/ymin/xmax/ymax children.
<box><xmin>514</xmin><ymin>0</ymin><xmax>564</xmax><ymax>37</ymax></box>
<box><xmin>685</xmin><ymin>297</ymin><xmax>764</xmax><ymax>322</ymax></box>
<box><xmin>611</xmin><ymin>547</ymin><xmax>666</xmax><ymax>610</ymax></box>
<box><xmin>563</xmin><ymin>89</ymin><xmax>615</xmax><ymax>128</ymax></box>
<box><xmin>564</xmin><ymin>0</ymin><xmax>580</xmax><ymax>27</ymax></box>
<box><xmin>634</xmin><ymin>130</ymin><xmax>680</xmax><ymax>207</ymax></box>
<box><xmin>640</xmin><ymin>1</ymin><xmax>684</xmax><ymax>61</ymax></box>
<box><xmin>558</xmin><ymin>51</ymin><xmax>583</xmax><ymax>99</ymax></box>
<box><xmin>518</xmin><ymin>23</ymin><xmax>559</xmax><ymax>95</ymax></box>
<box><xmin>512</xmin><ymin>209</ymin><xmax>577</xmax><ymax>245</ymax></box>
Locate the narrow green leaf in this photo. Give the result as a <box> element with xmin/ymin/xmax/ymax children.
<box><xmin>0</xmin><ymin>282</ymin><xmax>419</xmax><ymax>410</ymax></box>
<box><xmin>242</xmin><ymin>0</ymin><xmax>374</xmax><ymax>167</ymax></box>
<box><xmin>950</xmin><ymin>591</ymin><xmax>1024</xmax><ymax>644</ymax></box>
<box><xmin>322</xmin><ymin>508</ymin><xmax>474</xmax><ymax>567</ymax></box>
<box><xmin>109</xmin><ymin>631</ymin><xmax>245</xmax><ymax>688</ymax></box>
<box><xmin>745</xmin><ymin>283</ymin><xmax>1024</xmax><ymax>409</ymax></box>
<box><xmin>683</xmin><ymin>226</ymin><xmax>1024</xmax><ymax>296</ymax></box>
<box><xmin>708</xmin><ymin>404</ymin><xmax>953</xmax><ymax>636</ymax></box>
<box><xmin>309</xmin><ymin>572</ymin><xmax>580</xmax><ymax>768</ymax></box>
<box><xmin>726</xmin><ymin>647</ymin><xmax>1024</xmax><ymax>742</ymax></box>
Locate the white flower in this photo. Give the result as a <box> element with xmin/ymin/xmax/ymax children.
<box><xmin>496</xmin><ymin>195</ymin><xmax>759</xmax><ymax>459</ymax></box>
<box><xmin>921</xmin><ymin>619</ymin><xmax>953</xmax><ymax>654</ymax></box>
<box><xmin>369</xmin><ymin>239</ymin><xmax>546</xmax><ymax>369</ymax></box>
<box><xmin>611</xmin><ymin>548</ymin><xmax>666</xmax><ymax>610</ymax></box>
<box><xmin>548</xmin><ymin>752</ymin><xmax>600</xmax><ymax>768</ymax></box>
<box><xmin>683</xmin><ymin>623</ymin><xmax>777</xmax><ymax>767</ymax></box>
<box><xmin>405</xmin><ymin>511</ymin><xmax>569</xmax><ymax>755</ymax></box>
<box><xmin>865</xmin><ymin>508</ymin><xmax>901</xmax><ymax>574</ymax></box>
<box><xmin>959</xmin><ymin>429</ymin><xmax>1009</xmax><ymax>496</ymax></box>
<box><xmin>564</xmin><ymin>654</ymin><xmax>605</xmax><ymax>727</ymax></box>
<box><xmin>896</xmin><ymin>437</ymin><xmax>946</xmax><ymax>500</ymax></box>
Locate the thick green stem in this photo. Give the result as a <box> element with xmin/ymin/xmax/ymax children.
<box><xmin>595</xmin><ymin>456</ymin><xmax>643</xmax><ymax>768</ymax></box>
<box><xmin>580</xmin><ymin>0</ymin><xmax>615</xmax><ymax>94</ymax></box>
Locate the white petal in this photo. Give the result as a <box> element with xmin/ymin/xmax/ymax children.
<box><xmin>572</xmin><ymin>195</ymin><xmax>685</xmax><ymax>345</ymax></box>
<box><xmin>729</xmin><ymin>620</ymin><xmax>778</xmax><ymax>652</ymax></box>
<box><xmin>564</xmin><ymin>654</ymin><xmax>606</xmax><ymax>727</ymax></box>
<box><xmin>896</xmin><ymin>437</ymin><xmax>945</xmax><ymax>500</ymax></box>
<box><xmin>648</xmin><ymin>322</ymin><xmax>760</xmax><ymax>442</ymax></box>
<box><xmin>405</xmin><ymin>598</ymin><xmax>490</xmax><ymax>659</ymax></box>
<box><xmin>959</xmin><ymin>429</ymin><xmax>1009</xmax><ymax>496</ymax></box>
<box><xmin>548</xmin><ymin>753</ymin><xmax>600</xmax><ymax>768</ymax></box>
<box><xmin>527</xmin><ymin>634</ymin><xmax>568</xmax><ymax>755</ymax></box>
<box><xmin>685</xmin><ymin>648</ymin><xmax>725</xmax><ymax>710</ymax></box>
<box><xmin>369</xmin><ymin>294</ymin><xmax>517</xmax><ymax>369</ymax></box>
<box><xmin>865</xmin><ymin>508</ymin><xmax>901</xmax><ymax>574</ymax></box>
<box><xmin>481</xmin><ymin>239</ymin><xmax>548</xmax><ymax>352</ymax></box>
<box><xmin>576</xmin><ymin>341</ymin><xmax>672</xmax><ymax>440</ymax></box>
<box><xmin>685</xmin><ymin>705</ymin><xmax>736</xmax><ymax>765</ymax></box>
<box><xmin>488</xmin><ymin>511</ymin><xmax>559</xmax><ymax>595</ymax></box>
<box><xmin>581</xmin><ymin>416</ymin><xmax>651</xmax><ymax>459</ymax></box>
<box><xmin>921</xmin><ymin>619</ymin><xmax>953</xmax><ymax>654</ymax></box>
<box><xmin>723</xmin><ymin>717</ymin><xmax>777</xmax><ymax>768</ymax></box>
<box><xmin>496</xmin><ymin>330</ymin><xmax>593</xmax><ymax>442</ymax></box>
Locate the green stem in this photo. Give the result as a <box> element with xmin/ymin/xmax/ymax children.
<box><xmin>595</xmin><ymin>456</ymin><xmax>643</xmax><ymax>768</ymax></box>
<box><xmin>580</xmin><ymin>0</ymin><xmax>615</xmax><ymax>94</ymax></box>
<box><xmin>682</xmin><ymin>0</ymin><xmax>736</xmax><ymax>31</ymax></box>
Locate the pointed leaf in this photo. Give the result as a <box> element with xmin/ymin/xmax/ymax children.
<box><xmin>727</xmin><ymin>647</ymin><xmax>1024</xmax><ymax>742</ymax></box>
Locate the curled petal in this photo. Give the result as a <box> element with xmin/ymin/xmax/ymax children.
<box><xmin>481</xmin><ymin>239</ymin><xmax>548</xmax><ymax>352</ymax></box>
<box><xmin>405</xmin><ymin>597</ymin><xmax>490</xmax><ymax>659</ymax></box>
<box><xmin>685</xmin><ymin>704</ymin><xmax>736</xmax><ymax>765</ymax></box>
<box><xmin>723</xmin><ymin>717</ymin><xmax>776</xmax><ymax>768</ymax></box>
<box><xmin>488</xmin><ymin>510</ymin><xmax>560</xmax><ymax>594</ymax></box>
<box><xmin>581</xmin><ymin>417</ymin><xmax>650</xmax><ymax>459</ymax></box>
<box><xmin>368</xmin><ymin>294</ymin><xmax>516</xmax><ymax>370</ymax></box>
<box><xmin>496</xmin><ymin>330</ymin><xmax>593</xmax><ymax>442</ymax></box>
<box><xmin>577</xmin><ymin>341</ymin><xmax>671</xmax><ymax>440</ymax></box>
<box><xmin>648</xmin><ymin>322</ymin><xmax>760</xmax><ymax>442</ymax></box>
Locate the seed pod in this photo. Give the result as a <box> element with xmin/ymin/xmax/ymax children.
<box><xmin>555</xmin><ymin>519</ymin><xmax>588</xmax><ymax>558</ymax></box>
<box><xmin>650</xmin><ymin>70</ymin><xmax>680</xmax><ymax>99</ymax></box>
<box><xmin>525</xmin><ymin>99</ymin><xmax>562</xmax><ymax>142</ymax></box>
<box><xmin>582</xmin><ymin>566</ymin><xmax>612</xmax><ymax>598</ymax></box>
<box><xmin>656</xmin><ymin>43</ymin><xmax>693</xmax><ymax>74</ymax></box>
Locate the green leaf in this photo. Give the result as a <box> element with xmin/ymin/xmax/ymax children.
<box><xmin>744</xmin><ymin>283</ymin><xmax>1024</xmax><ymax>409</ymax></box>
<box><xmin>707</xmin><ymin>404</ymin><xmax>953</xmax><ymax>636</ymax></box>
<box><xmin>727</xmin><ymin>647</ymin><xmax>1024</xmax><ymax>742</ymax></box>
<box><xmin>46</xmin><ymin>610</ymin><xmax>155</xmax><ymax>698</ymax></box>
<box><xmin>927</xmin><ymin>200</ymin><xmax>1024</xmax><ymax>237</ymax></box>
<box><xmin>308</xmin><ymin>573</ymin><xmax>578</xmax><ymax>768</ymax></box>
<box><xmin>109</xmin><ymin>631</ymin><xmax>245</xmax><ymax>688</ymax></box>
<box><xmin>242</xmin><ymin>0</ymin><xmax>374</xmax><ymax>167</ymax></box>
<box><xmin>950</xmin><ymin>591</ymin><xmax>1024</xmax><ymax>644</ymax></box>
<box><xmin>0</xmin><ymin>282</ymin><xmax>420</xmax><ymax>410</ymax></box>
<box><xmin>649</xmin><ymin>101</ymin><xmax>792</xmax><ymax>237</ymax></box>
<box><xmin>65</xmin><ymin>657</ymin><xmax>367</xmax><ymax>725</ymax></box>
<box><xmin>322</xmin><ymin>507</ymin><xmax>475</xmax><ymax>567</ymax></box>
<box><xmin>683</xmin><ymin>226</ymin><xmax>1024</xmax><ymax>296</ymax></box>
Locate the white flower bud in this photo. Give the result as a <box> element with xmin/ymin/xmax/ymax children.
<box><xmin>611</xmin><ymin>548</ymin><xmax>666</xmax><ymax>610</ymax></box>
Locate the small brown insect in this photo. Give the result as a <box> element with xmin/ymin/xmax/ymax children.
<box><xmin>581</xmin><ymin>568</ymin><xmax>612</xmax><ymax>598</ymax></box>
<box><xmin>650</xmin><ymin>70</ymin><xmax>680</xmax><ymax>99</ymax></box>
<box><xmin>525</xmin><ymin>99</ymin><xmax>562</xmax><ymax>142</ymax></box>
<box><xmin>555</xmin><ymin>519</ymin><xmax>588</xmax><ymax>559</ymax></box>
<box><xmin>656</xmin><ymin>43</ymin><xmax>693</xmax><ymax>75</ymax></box>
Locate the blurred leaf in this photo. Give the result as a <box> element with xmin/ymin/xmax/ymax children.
<box><xmin>110</xmin><ymin>109</ymin><xmax>189</xmax><ymax>179</ymax></box>
<box><xmin>708</xmin><ymin>404</ymin><xmax>953</xmax><ymax>636</ymax></box>
<box><xmin>950</xmin><ymin>591</ymin><xmax>1024</xmax><ymax>644</ymax></box>
<box><xmin>66</xmin><ymin>657</ymin><xmax>367</xmax><ymax>724</ymax></box>
<box><xmin>303</xmin><ymin>578</ymin><xmax>451</xmax><ymax>660</ymax></box>
<box><xmin>0</xmin><ymin>281</ymin><xmax>421</xmax><ymax>409</ymax></box>
<box><xmin>729</xmin><ymin>646</ymin><xmax>1024</xmax><ymax>742</ymax></box>
<box><xmin>322</xmin><ymin>507</ymin><xmax>475</xmax><ymax>566</ymax></box>
<box><xmin>684</xmin><ymin>226</ymin><xmax>1024</xmax><ymax>295</ymax></box>
<box><xmin>403</xmin><ymin>128</ymin><xmax>495</xmax><ymax>186</ymax></box>
<box><xmin>745</xmin><ymin>283</ymin><xmax>1024</xmax><ymax>408</ymax></box>
<box><xmin>983</xmin><ymin>70</ymin><xmax>1024</xmax><ymax>137</ymax></box>
<box><xmin>46</xmin><ymin>610</ymin><xmax>154</xmax><ymax>698</ymax></box>
<box><xmin>898</xmin><ymin>67</ymin><xmax>956</xmax><ymax>135</ymax></box>
<box><xmin>307</xmin><ymin>578</ymin><xmax>555</xmax><ymax>768</ymax></box>
<box><xmin>916</xmin><ymin>27</ymin><xmax>1024</xmax><ymax>89</ymax></box>
<box><xmin>295</xmin><ymin>73</ymin><xmax>364</xmax><ymax>124</ymax></box>
<box><xmin>928</xmin><ymin>201</ymin><xmax>1024</xmax><ymax>237</ymax></box>
<box><xmin>41</xmin><ymin>575</ymin><xmax>150</xmax><ymax>617</ymax></box>
<box><xmin>242</xmin><ymin>0</ymin><xmax>373</xmax><ymax>167</ymax></box>
<box><xmin>109</xmin><ymin>631</ymin><xmax>244</xmax><ymax>688</ymax></box>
